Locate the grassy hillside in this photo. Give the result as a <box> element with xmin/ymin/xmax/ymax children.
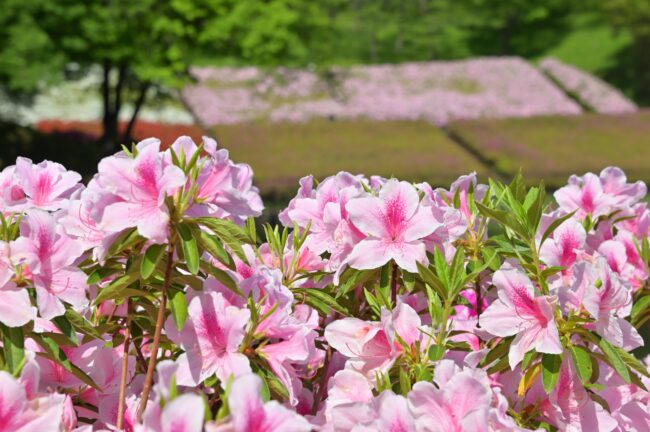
<box><xmin>211</xmin><ymin>119</ymin><xmax>487</xmax><ymax>196</ymax></box>
<box><xmin>447</xmin><ymin>111</ymin><xmax>650</xmax><ymax>187</ymax></box>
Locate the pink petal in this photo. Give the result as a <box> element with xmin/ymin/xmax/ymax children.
<box><xmin>347</xmin><ymin>238</ymin><xmax>392</xmax><ymax>270</ymax></box>
<box><xmin>161</xmin><ymin>394</ymin><xmax>205</xmax><ymax>432</ymax></box>
<box><xmin>0</xmin><ymin>285</ymin><xmax>37</xmax><ymax>327</ymax></box>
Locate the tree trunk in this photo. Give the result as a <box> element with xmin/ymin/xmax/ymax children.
<box><xmin>122</xmin><ymin>81</ymin><xmax>149</xmax><ymax>145</ymax></box>
<box><xmin>500</xmin><ymin>15</ymin><xmax>515</xmax><ymax>55</ymax></box>
<box><xmin>100</xmin><ymin>62</ymin><xmax>128</xmax><ymax>154</ymax></box>
<box><xmin>101</xmin><ymin>61</ymin><xmax>119</xmax><ymax>154</ymax></box>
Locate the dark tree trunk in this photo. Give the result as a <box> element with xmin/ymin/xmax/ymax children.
<box><xmin>100</xmin><ymin>61</ymin><xmax>128</xmax><ymax>154</ymax></box>
<box><xmin>101</xmin><ymin>60</ymin><xmax>119</xmax><ymax>154</ymax></box>
<box><xmin>500</xmin><ymin>15</ymin><xmax>515</xmax><ymax>55</ymax></box>
<box><xmin>122</xmin><ymin>81</ymin><xmax>149</xmax><ymax>145</ymax></box>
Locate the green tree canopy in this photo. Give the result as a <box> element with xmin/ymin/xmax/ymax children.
<box><xmin>0</xmin><ymin>0</ymin><xmax>329</xmax><ymax>152</ymax></box>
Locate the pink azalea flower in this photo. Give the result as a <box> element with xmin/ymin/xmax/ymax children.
<box><xmin>480</xmin><ymin>264</ymin><xmax>562</xmax><ymax>369</ymax></box>
<box><xmin>325</xmin><ymin>317</ymin><xmax>394</xmax><ymax>380</ymax></box>
<box><xmin>210</xmin><ymin>373</ymin><xmax>312</xmax><ymax>432</ymax></box>
<box><xmin>11</xmin><ymin>157</ymin><xmax>82</xmax><ymax>211</ymax></box>
<box><xmin>59</xmin><ymin>190</ymin><xmax>107</xmax><ymax>254</ymax></box>
<box><xmin>141</xmin><ymin>394</ymin><xmax>205</xmax><ymax>432</ymax></box>
<box><xmin>432</xmin><ymin>172</ymin><xmax>487</xmax><ymax>224</ymax></box>
<box><xmin>169</xmin><ymin>136</ymin><xmax>263</xmax><ymax>224</ymax></box>
<box><xmin>11</xmin><ymin>210</ymin><xmax>88</xmax><ymax>320</ymax></box>
<box><xmin>580</xmin><ymin>258</ymin><xmax>643</xmax><ymax>350</ymax></box>
<box><xmin>542</xmin><ymin>354</ymin><xmax>618</xmax><ymax>431</ymax></box>
<box><xmin>324</xmin><ymin>303</ymin><xmax>422</xmax><ymax>380</ymax></box>
<box><xmin>166</xmin><ymin>291</ymin><xmax>251</xmax><ymax>386</ymax></box>
<box><xmin>0</xmin><ymin>281</ymin><xmax>37</xmax><ymax>327</ymax></box>
<box><xmin>539</xmin><ymin>217</ymin><xmax>586</xmax><ymax>271</ymax></box>
<box><xmin>94</xmin><ymin>138</ymin><xmax>185</xmax><ymax>243</ymax></box>
<box><xmin>346</xmin><ymin>179</ymin><xmax>439</xmax><ymax>272</ymax></box>
<box><xmin>281</xmin><ymin>172</ymin><xmax>366</xmax><ymax>272</ymax></box>
<box><xmin>599</xmin><ymin>167</ymin><xmax>646</xmax><ymax>207</ymax></box>
<box><xmin>371</xmin><ymin>391</ymin><xmax>416</xmax><ymax>432</ymax></box>
<box><xmin>0</xmin><ymin>166</ymin><xmax>26</xmax><ymax>212</ymax></box>
<box><xmin>554</xmin><ymin>172</ymin><xmax>614</xmax><ymax>219</ymax></box>
<box><xmin>259</xmin><ymin>328</ymin><xmax>318</xmax><ymax>406</ymax></box>
<box><xmin>0</xmin><ymin>370</ymin><xmax>66</xmax><ymax>432</ymax></box>
<box><xmin>407</xmin><ymin>364</ymin><xmax>493</xmax><ymax>432</ymax></box>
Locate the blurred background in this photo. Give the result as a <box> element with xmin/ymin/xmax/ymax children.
<box><xmin>0</xmin><ymin>0</ymin><xmax>649</xmax><ymax>218</ymax></box>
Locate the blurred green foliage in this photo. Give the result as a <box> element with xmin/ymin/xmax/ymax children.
<box><xmin>0</xmin><ymin>0</ymin><xmax>648</xmax><ymax>151</ymax></box>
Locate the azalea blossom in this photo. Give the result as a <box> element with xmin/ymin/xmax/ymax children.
<box><xmin>168</xmin><ymin>136</ymin><xmax>263</xmax><ymax>224</ymax></box>
<box><xmin>92</xmin><ymin>138</ymin><xmax>185</xmax><ymax>243</ymax></box>
<box><xmin>166</xmin><ymin>291</ymin><xmax>251</xmax><ymax>386</ymax></box>
<box><xmin>11</xmin><ymin>157</ymin><xmax>82</xmax><ymax>211</ymax></box>
<box><xmin>324</xmin><ymin>302</ymin><xmax>424</xmax><ymax>381</ymax></box>
<box><xmin>346</xmin><ymin>179</ymin><xmax>439</xmax><ymax>272</ymax></box>
<box><xmin>480</xmin><ymin>263</ymin><xmax>562</xmax><ymax>369</ymax></box>
<box><xmin>209</xmin><ymin>373</ymin><xmax>312</xmax><ymax>432</ymax></box>
<box><xmin>539</xmin><ymin>217</ymin><xmax>586</xmax><ymax>271</ymax></box>
<box><xmin>11</xmin><ymin>210</ymin><xmax>88</xmax><ymax>319</ymax></box>
<box><xmin>579</xmin><ymin>258</ymin><xmax>643</xmax><ymax>350</ymax></box>
<box><xmin>0</xmin><ymin>371</ymin><xmax>66</xmax><ymax>432</ymax></box>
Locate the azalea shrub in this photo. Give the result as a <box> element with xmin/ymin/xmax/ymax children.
<box><xmin>0</xmin><ymin>136</ymin><xmax>650</xmax><ymax>432</ymax></box>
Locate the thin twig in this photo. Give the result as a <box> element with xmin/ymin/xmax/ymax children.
<box><xmin>117</xmin><ymin>300</ymin><xmax>132</xmax><ymax>430</ymax></box>
<box><xmin>137</xmin><ymin>246</ymin><xmax>174</xmax><ymax>421</ymax></box>
<box><xmin>390</xmin><ymin>262</ymin><xmax>399</xmax><ymax>306</ymax></box>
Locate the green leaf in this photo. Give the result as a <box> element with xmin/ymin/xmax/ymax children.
<box><xmin>176</xmin><ymin>223</ymin><xmax>200</xmax><ymax>275</ymax></box>
<box><xmin>87</xmin><ymin>266</ymin><xmax>122</xmax><ymax>285</ymax></box>
<box><xmin>521</xmin><ymin>350</ymin><xmax>536</xmax><ymax>370</ymax></box>
<box><xmin>93</xmin><ymin>271</ymin><xmax>140</xmax><ymax>305</ymax></box>
<box><xmin>616</xmin><ymin>346</ymin><xmax>650</xmax><ymax>379</ymax></box>
<box><xmin>168</xmin><ymin>288</ymin><xmax>188</xmax><ymax>331</ymax></box>
<box><xmin>432</xmin><ymin>247</ymin><xmax>450</xmax><ymax>288</ymax></box>
<box><xmin>539</xmin><ymin>211</ymin><xmax>577</xmax><ymax>248</ymax></box>
<box><xmin>64</xmin><ymin>309</ymin><xmax>103</xmax><ymax>339</ymax></box>
<box><xmin>198</xmin><ymin>231</ymin><xmax>235</xmax><ymax>270</ymax></box>
<box><xmin>141</xmin><ymin>244</ymin><xmax>166</xmax><ymax>279</ymax></box>
<box><xmin>632</xmin><ymin>295</ymin><xmax>650</xmax><ymax>324</ymax></box>
<box><xmin>428</xmin><ymin>344</ymin><xmax>445</xmax><ymax>361</ymax></box>
<box><xmin>200</xmin><ymin>260</ymin><xmax>244</xmax><ymax>297</ymax></box>
<box><xmin>416</xmin><ymin>261</ymin><xmax>446</xmax><ymax>301</ymax></box>
<box><xmin>570</xmin><ymin>345</ymin><xmax>593</xmax><ymax>385</ymax></box>
<box><xmin>476</xmin><ymin>202</ymin><xmax>527</xmax><ymax>239</ymax></box>
<box><xmin>106</xmin><ymin>228</ymin><xmax>141</xmax><ymax>257</ymax></box>
<box><xmin>53</xmin><ymin>315</ymin><xmax>79</xmax><ymax>346</ymax></box>
<box><xmin>195</xmin><ymin>217</ymin><xmax>252</xmax><ymax>260</ymax></box>
<box><xmin>1</xmin><ymin>324</ymin><xmax>25</xmax><ymax>375</ymax></box>
<box><xmin>449</xmin><ymin>247</ymin><xmax>466</xmax><ymax>294</ymax></box>
<box><xmin>541</xmin><ymin>354</ymin><xmax>562</xmax><ymax>393</ymax></box>
<box><xmin>480</xmin><ymin>338</ymin><xmax>512</xmax><ymax>368</ymax></box>
<box><xmin>399</xmin><ymin>367</ymin><xmax>412</xmax><ymax>394</ymax></box>
<box><xmin>293</xmin><ymin>288</ymin><xmax>349</xmax><ymax>316</ymax></box>
<box><xmin>599</xmin><ymin>339</ymin><xmax>631</xmax><ymax>383</ymax></box>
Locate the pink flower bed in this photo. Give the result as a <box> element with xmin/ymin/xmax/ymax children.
<box><xmin>183</xmin><ymin>58</ymin><xmax>582</xmax><ymax>126</ymax></box>
<box><xmin>1</xmin><ymin>135</ymin><xmax>650</xmax><ymax>431</ymax></box>
<box><xmin>540</xmin><ymin>57</ymin><xmax>637</xmax><ymax>114</ymax></box>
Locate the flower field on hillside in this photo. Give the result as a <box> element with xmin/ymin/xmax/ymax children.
<box><xmin>183</xmin><ymin>58</ymin><xmax>587</xmax><ymax>126</ymax></box>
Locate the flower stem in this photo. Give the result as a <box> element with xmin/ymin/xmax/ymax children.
<box><xmin>390</xmin><ymin>262</ymin><xmax>398</xmax><ymax>307</ymax></box>
<box><xmin>137</xmin><ymin>245</ymin><xmax>174</xmax><ymax>421</ymax></box>
<box><xmin>117</xmin><ymin>300</ymin><xmax>132</xmax><ymax>430</ymax></box>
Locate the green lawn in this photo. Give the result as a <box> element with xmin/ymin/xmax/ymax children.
<box><xmin>211</xmin><ymin>120</ymin><xmax>488</xmax><ymax>196</ymax></box>
<box><xmin>447</xmin><ymin>111</ymin><xmax>650</xmax><ymax>187</ymax></box>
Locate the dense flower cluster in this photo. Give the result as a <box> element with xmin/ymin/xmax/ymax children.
<box><xmin>0</xmin><ymin>136</ymin><xmax>649</xmax><ymax>431</ymax></box>
<box><xmin>539</xmin><ymin>58</ymin><xmax>637</xmax><ymax>114</ymax></box>
<box><xmin>182</xmin><ymin>58</ymin><xmax>583</xmax><ymax>126</ymax></box>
